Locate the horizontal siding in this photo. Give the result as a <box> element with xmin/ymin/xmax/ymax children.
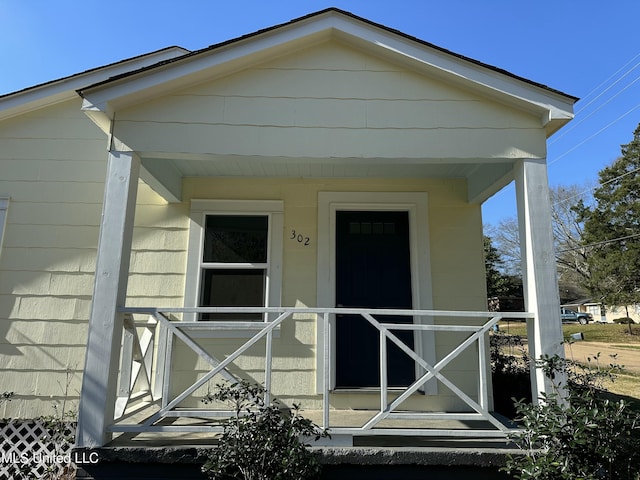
<box><xmin>115</xmin><ymin>121</ymin><xmax>544</xmax><ymax>159</ymax></box>
<box><xmin>115</xmin><ymin>41</ymin><xmax>544</xmax><ymax>160</ymax></box>
<box><xmin>0</xmin><ymin>101</ymin><xmax>185</xmax><ymax>418</ymax></box>
<box><xmin>121</xmin><ymin>95</ymin><xmax>530</xmax><ymax>130</ymax></box>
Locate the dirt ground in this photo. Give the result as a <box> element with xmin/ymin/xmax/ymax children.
<box><xmin>564</xmin><ymin>341</ymin><xmax>640</xmax><ymax>373</ymax></box>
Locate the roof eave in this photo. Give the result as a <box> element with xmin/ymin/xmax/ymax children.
<box><xmin>0</xmin><ymin>47</ymin><xmax>189</xmax><ymax>122</ymax></box>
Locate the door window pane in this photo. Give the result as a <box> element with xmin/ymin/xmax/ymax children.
<box><xmin>203</xmin><ymin>215</ymin><xmax>268</xmax><ymax>263</ymax></box>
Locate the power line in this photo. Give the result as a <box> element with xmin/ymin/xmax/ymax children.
<box><xmin>548</xmin><ymin>101</ymin><xmax>640</xmax><ymax>166</ymax></box>
<box><xmin>549</xmin><ymin>71</ymin><xmax>640</xmax><ymax>145</ymax></box>
<box><xmin>574</xmin><ymin>52</ymin><xmax>640</xmax><ymax>112</ymax></box>
<box><xmin>553</xmin><ymin>165</ymin><xmax>640</xmax><ymax>207</ymax></box>
<box><xmin>550</xmin><ymin>52</ymin><xmax>640</xmax><ymax>145</ymax></box>
<box><xmin>574</xmin><ymin>57</ymin><xmax>640</xmax><ymax>116</ymax></box>
<box><xmin>557</xmin><ymin>232</ymin><xmax>640</xmax><ymax>253</ymax></box>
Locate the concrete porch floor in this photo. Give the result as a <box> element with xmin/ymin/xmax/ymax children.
<box><xmin>75</xmin><ymin>408</ymin><xmax>520</xmax><ymax>479</ymax></box>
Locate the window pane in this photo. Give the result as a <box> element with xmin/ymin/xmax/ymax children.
<box><xmin>200</xmin><ymin>269</ymin><xmax>265</xmax><ymax>320</ymax></box>
<box><xmin>203</xmin><ymin>215</ymin><xmax>268</xmax><ymax>263</ymax></box>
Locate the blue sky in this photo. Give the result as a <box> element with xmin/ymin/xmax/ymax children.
<box><xmin>2</xmin><ymin>0</ymin><xmax>639</xmax><ymax>226</ymax></box>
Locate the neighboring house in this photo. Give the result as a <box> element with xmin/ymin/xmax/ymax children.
<box><xmin>605</xmin><ymin>305</ymin><xmax>640</xmax><ymax>323</ymax></box>
<box><xmin>562</xmin><ymin>299</ymin><xmax>640</xmax><ymax>323</ymax></box>
<box><xmin>0</xmin><ymin>7</ymin><xmax>576</xmax><ymax>452</ymax></box>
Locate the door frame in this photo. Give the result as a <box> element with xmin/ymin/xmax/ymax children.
<box><xmin>316</xmin><ymin>192</ymin><xmax>436</xmax><ymax>393</ymax></box>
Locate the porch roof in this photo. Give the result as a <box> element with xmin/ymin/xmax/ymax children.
<box><xmin>73</xmin><ymin>9</ymin><xmax>576</xmax><ymax>205</ymax></box>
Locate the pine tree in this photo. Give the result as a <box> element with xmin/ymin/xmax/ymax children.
<box><xmin>575</xmin><ymin>122</ymin><xmax>640</xmax><ymax>331</ymax></box>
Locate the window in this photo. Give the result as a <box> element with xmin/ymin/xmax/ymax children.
<box><xmin>185</xmin><ymin>200</ymin><xmax>283</xmax><ymax>323</ymax></box>
<box><xmin>0</xmin><ymin>197</ymin><xmax>8</xmax><ymax>257</ymax></box>
<box><xmin>200</xmin><ymin>215</ymin><xmax>268</xmax><ymax>320</ymax></box>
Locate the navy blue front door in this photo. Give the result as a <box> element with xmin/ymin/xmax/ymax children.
<box><xmin>335</xmin><ymin>211</ymin><xmax>415</xmax><ymax>388</ymax></box>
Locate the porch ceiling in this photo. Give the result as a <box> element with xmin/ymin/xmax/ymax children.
<box><xmin>138</xmin><ymin>153</ymin><xmax>515</xmax><ymax>204</ymax></box>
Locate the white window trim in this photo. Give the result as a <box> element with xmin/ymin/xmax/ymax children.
<box><xmin>184</xmin><ymin>199</ymin><xmax>284</xmax><ymax>334</ymax></box>
<box><xmin>316</xmin><ymin>192</ymin><xmax>436</xmax><ymax>393</ymax></box>
<box><xmin>0</xmin><ymin>197</ymin><xmax>8</xmax><ymax>257</ymax></box>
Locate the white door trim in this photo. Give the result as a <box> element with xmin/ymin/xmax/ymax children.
<box><xmin>316</xmin><ymin>192</ymin><xmax>435</xmax><ymax>393</ymax></box>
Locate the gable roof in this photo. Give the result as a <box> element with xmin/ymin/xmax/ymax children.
<box><xmin>77</xmin><ymin>8</ymin><xmax>577</xmax><ymax>136</ymax></box>
<box><xmin>0</xmin><ymin>8</ymin><xmax>576</xmax><ymax>136</ymax></box>
<box><xmin>87</xmin><ymin>8</ymin><xmax>577</xmax><ymax>102</ymax></box>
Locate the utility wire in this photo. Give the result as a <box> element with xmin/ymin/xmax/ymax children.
<box><xmin>550</xmin><ymin>52</ymin><xmax>640</xmax><ymax>145</ymax></box>
<box><xmin>557</xmin><ymin>232</ymin><xmax>640</xmax><ymax>254</ymax></box>
<box><xmin>548</xmin><ymin>101</ymin><xmax>640</xmax><ymax>166</ymax></box>
<box><xmin>553</xmin><ymin>165</ymin><xmax>640</xmax><ymax>207</ymax></box>
<box><xmin>484</xmin><ymin>54</ymin><xmax>640</xmax><ymax>204</ymax></box>
<box><xmin>549</xmin><ymin>72</ymin><xmax>640</xmax><ymax>145</ymax></box>
<box><xmin>574</xmin><ymin>52</ymin><xmax>640</xmax><ymax>114</ymax></box>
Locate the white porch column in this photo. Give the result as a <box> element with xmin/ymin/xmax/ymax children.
<box><xmin>514</xmin><ymin>159</ymin><xmax>564</xmax><ymax>401</ymax></box>
<box><xmin>77</xmin><ymin>151</ymin><xmax>140</xmax><ymax>447</ymax></box>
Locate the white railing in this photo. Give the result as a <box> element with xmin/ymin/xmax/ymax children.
<box><xmin>111</xmin><ymin>307</ymin><xmax>534</xmax><ymax>439</ymax></box>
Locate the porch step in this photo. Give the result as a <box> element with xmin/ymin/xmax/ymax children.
<box><xmin>75</xmin><ymin>441</ymin><xmax>519</xmax><ymax>480</ymax></box>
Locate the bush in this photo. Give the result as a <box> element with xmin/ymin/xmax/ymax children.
<box><xmin>503</xmin><ymin>353</ymin><xmax>640</xmax><ymax>480</ymax></box>
<box><xmin>202</xmin><ymin>381</ymin><xmax>328</xmax><ymax>480</ymax></box>
<box><xmin>613</xmin><ymin>317</ymin><xmax>636</xmax><ymax>324</ymax></box>
<box><xmin>490</xmin><ymin>332</ymin><xmax>531</xmax><ymax>418</ymax></box>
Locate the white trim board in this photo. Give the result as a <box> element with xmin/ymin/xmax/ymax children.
<box><xmin>316</xmin><ymin>192</ymin><xmax>436</xmax><ymax>394</ymax></box>
<box><xmin>184</xmin><ymin>199</ymin><xmax>284</xmax><ymax>331</ymax></box>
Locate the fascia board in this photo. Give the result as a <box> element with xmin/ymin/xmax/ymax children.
<box><xmin>0</xmin><ymin>47</ymin><xmax>189</xmax><ymax>122</ymax></box>
<box><xmin>78</xmin><ymin>18</ymin><xmax>337</xmax><ymax>112</ymax></box>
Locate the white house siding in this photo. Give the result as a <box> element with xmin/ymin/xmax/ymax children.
<box><xmin>0</xmin><ymin>100</ymin><xmax>106</xmax><ymax>418</ymax></box>
<box><xmin>0</xmin><ymin>100</ymin><xmax>187</xmax><ymax>419</ymax></box>
<box><xmin>112</xmin><ymin>41</ymin><xmax>545</xmax><ymax>161</ymax></box>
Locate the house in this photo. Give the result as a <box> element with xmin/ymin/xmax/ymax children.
<box><xmin>562</xmin><ymin>299</ymin><xmax>640</xmax><ymax>324</ymax></box>
<box><xmin>0</xmin><ymin>7</ymin><xmax>576</xmax><ymax>464</ymax></box>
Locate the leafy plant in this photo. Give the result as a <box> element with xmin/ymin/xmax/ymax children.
<box><xmin>503</xmin><ymin>353</ymin><xmax>640</xmax><ymax>480</ymax></box>
<box><xmin>490</xmin><ymin>332</ymin><xmax>531</xmax><ymax>418</ymax></box>
<box><xmin>202</xmin><ymin>380</ymin><xmax>328</xmax><ymax>480</ymax></box>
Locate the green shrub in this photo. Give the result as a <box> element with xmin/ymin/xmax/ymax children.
<box><xmin>202</xmin><ymin>380</ymin><xmax>328</xmax><ymax>480</ymax></box>
<box><xmin>613</xmin><ymin>317</ymin><xmax>636</xmax><ymax>324</ymax></box>
<box><xmin>503</xmin><ymin>353</ymin><xmax>640</xmax><ymax>480</ymax></box>
<box><xmin>490</xmin><ymin>332</ymin><xmax>531</xmax><ymax>418</ymax></box>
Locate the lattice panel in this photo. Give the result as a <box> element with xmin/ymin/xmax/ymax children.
<box><xmin>0</xmin><ymin>420</ymin><xmax>76</xmax><ymax>479</ymax></box>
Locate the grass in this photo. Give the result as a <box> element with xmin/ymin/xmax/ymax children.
<box><xmin>602</xmin><ymin>372</ymin><xmax>640</xmax><ymax>408</ymax></box>
<box><xmin>498</xmin><ymin>321</ymin><xmax>640</xmax><ymax>344</ymax></box>
<box><xmin>496</xmin><ymin>320</ymin><xmax>640</xmax><ymax>403</ymax></box>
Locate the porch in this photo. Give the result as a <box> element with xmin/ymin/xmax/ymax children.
<box><xmin>98</xmin><ymin>306</ymin><xmax>534</xmax><ymax>446</ymax></box>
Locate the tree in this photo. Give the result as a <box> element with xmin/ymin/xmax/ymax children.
<box><xmin>575</xmin><ymin>122</ymin><xmax>640</xmax><ymax>331</ymax></box>
<box><xmin>485</xmin><ymin>235</ymin><xmax>509</xmax><ymax>298</ymax></box>
<box><xmin>550</xmin><ymin>185</ymin><xmax>592</xmax><ymax>289</ymax></box>
<box><xmin>484</xmin><ymin>235</ymin><xmax>521</xmax><ymax>310</ymax></box>
<box><xmin>486</xmin><ymin>184</ymin><xmax>592</xmax><ymax>298</ymax></box>
<box><xmin>486</xmin><ymin>219</ymin><xmax>521</xmax><ymax>277</ymax></box>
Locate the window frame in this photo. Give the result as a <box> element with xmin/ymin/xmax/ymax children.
<box><xmin>185</xmin><ymin>200</ymin><xmax>284</xmax><ymax>327</ymax></box>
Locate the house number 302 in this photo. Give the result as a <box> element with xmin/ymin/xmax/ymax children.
<box><xmin>290</xmin><ymin>230</ymin><xmax>311</xmax><ymax>246</ymax></box>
